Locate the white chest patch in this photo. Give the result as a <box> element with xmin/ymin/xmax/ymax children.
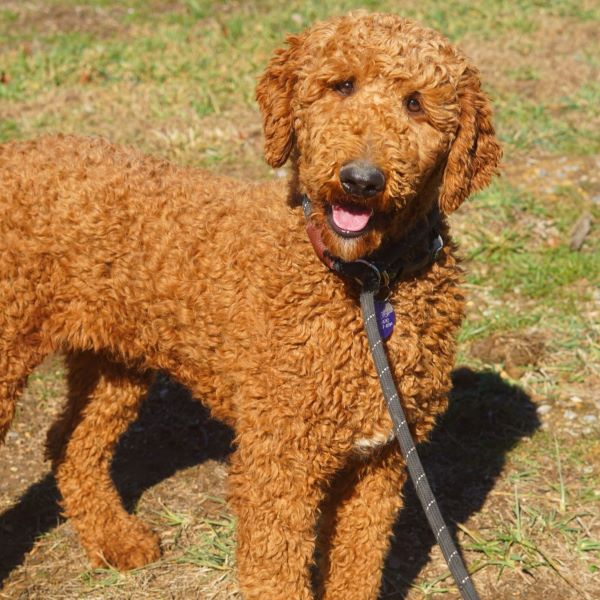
<box><xmin>354</xmin><ymin>430</ymin><xmax>395</xmax><ymax>452</ymax></box>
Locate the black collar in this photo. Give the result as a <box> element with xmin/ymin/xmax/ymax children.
<box><xmin>302</xmin><ymin>195</ymin><xmax>443</xmax><ymax>293</ymax></box>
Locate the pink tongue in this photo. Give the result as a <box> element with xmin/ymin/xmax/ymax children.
<box><xmin>331</xmin><ymin>204</ymin><xmax>373</xmax><ymax>232</ymax></box>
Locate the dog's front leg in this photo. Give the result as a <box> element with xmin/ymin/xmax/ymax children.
<box><xmin>317</xmin><ymin>445</ymin><xmax>406</xmax><ymax>600</ymax></box>
<box><xmin>228</xmin><ymin>429</ymin><xmax>339</xmax><ymax>600</ymax></box>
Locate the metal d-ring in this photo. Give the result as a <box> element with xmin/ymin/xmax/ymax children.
<box><xmin>351</xmin><ymin>259</ymin><xmax>382</xmax><ymax>292</ymax></box>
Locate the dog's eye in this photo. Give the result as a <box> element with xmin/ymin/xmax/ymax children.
<box><xmin>333</xmin><ymin>80</ymin><xmax>355</xmax><ymax>96</ymax></box>
<box><xmin>405</xmin><ymin>95</ymin><xmax>423</xmax><ymax>113</ymax></box>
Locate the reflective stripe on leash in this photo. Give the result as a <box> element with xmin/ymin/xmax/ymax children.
<box><xmin>360</xmin><ymin>287</ymin><xmax>480</xmax><ymax>600</ymax></box>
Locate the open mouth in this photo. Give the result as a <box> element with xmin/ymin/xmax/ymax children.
<box><xmin>327</xmin><ymin>203</ymin><xmax>374</xmax><ymax>238</ymax></box>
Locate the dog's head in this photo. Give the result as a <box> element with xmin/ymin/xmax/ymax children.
<box><xmin>257</xmin><ymin>13</ymin><xmax>501</xmax><ymax>262</ymax></box>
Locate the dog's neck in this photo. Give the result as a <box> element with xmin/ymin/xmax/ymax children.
<box><xmin>301</xmin><ymin>195</ymin><xmax>444</xmax><ymax>292</ymax></box>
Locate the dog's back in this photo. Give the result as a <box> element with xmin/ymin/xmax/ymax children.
<box><xmin>0</xmin><ymin>134</ymin><xmax>298</xmax><ymax>430</ymax></box>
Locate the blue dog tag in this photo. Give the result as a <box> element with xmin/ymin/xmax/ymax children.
<box><xmin>375</xmin><ymin>300</ymin><xmax>395</xmax><ymax>339</ymax></box>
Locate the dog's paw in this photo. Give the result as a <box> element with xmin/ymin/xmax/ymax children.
<box><xmin>86</xmin><ymin>517</ymin><xmax>161</xmax><ymax>570</ymax></box>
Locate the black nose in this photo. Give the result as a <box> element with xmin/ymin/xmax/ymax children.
<box><xmin>339</xmin><ymin>161</ymin><xmax>386</xmax><ymax>198</ymax></box>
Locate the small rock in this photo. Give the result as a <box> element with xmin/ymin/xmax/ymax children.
<box><xmin>537</xmin><ymin>404</ymin><xmax>552</xmax><ymax>415</ymax></box>
<box><xmin>564</xmin><ymin>410</ymin><xmax>577</xmax><ymax>420</ymax></box>
<box><xmin>582</xmin><ymin>414</ymin><xmax>598</xmax><ymax>424</ymax></box>
<box><xmin>569</xmin><ymin>212</ymin><xmax>591</xmax><ymax>251</ymax></box>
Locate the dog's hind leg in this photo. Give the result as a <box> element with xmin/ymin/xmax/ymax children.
<box><xmin>46</xmin><ymin>351</ymin><xmax>160</xmax><ymax>570</ymax></box>
<box><xmin>0</xmin><ymin>336</ymin><xmax>46</xmax><ymax>443</ymax></box>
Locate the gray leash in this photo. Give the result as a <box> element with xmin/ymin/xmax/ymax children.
<box><xmin>359</xmin><ymin>287</ymin><xmax>480</xmax><ymax>600</ymax></box>
<box><xmin>301</xmin><ymin>195</ymin><xmax>479</xmax><ymax>597</ymax></box>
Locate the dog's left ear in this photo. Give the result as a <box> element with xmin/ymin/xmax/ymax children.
<box><xmin>439</xmin><ymin>66</ymin><xmax>502</xmax><ymax>214</ymax></box>
<box><xmin>256</xmin><ymin>35</ymin><xmax>303</xmax><ymax>168</ymax></box>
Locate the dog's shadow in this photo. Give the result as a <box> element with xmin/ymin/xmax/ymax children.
<box><xmin>0</xmin><ymin>374</ymin><xmax>234</xmax><ymax>583</ymax></box>
<box><xmin>0</xmin><ymin>367</ymin><xmax>538</xmax><ymax>593</ymax></box>
<box><xmin>380</xmin><ymin>367</ymin><xmax>540</xmax><ymax>598</ymax></box>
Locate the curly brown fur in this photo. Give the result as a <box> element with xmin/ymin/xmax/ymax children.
<box><xmin>0</xmin><ymin>12</ymin><xmax>500</xmax><ymax>600</ymax></box>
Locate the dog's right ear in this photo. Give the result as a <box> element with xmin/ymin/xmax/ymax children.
<box><xmin>256</xmin><ymin>35</ymin><xmax>302</xmax><ymax>168</ymax></box>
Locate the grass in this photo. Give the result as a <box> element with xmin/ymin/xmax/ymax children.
<box><xmin>486</xmin><ymin>452</ymin><xmax>598</xmax><ymax>581</ymax></box>
<box><xmin>1</xmin><ymin>1</ymin><xmax>599</xmax><ymax>599</ymax></box>
<box><xmin>456</xmin><ymin>175</ymin><xmax>598</xmax><ymax>395</ymax></box>
<box><xmin>1</xmin><ymin>0</ymin><xmax>600</xmax><ymax>156</ymax></box>
<box><xmin>178</xmin><ymin>516</ymin><xmax>236</xmax><ymax>571</ymax></box>
<box><xmin>496</xmin><ymin>90</ymin><xmax>600</xmax><ymax>155</ymax></box>
<box><xmin>446</xmin><ymin>435</ymin><xmax>600</xmax><ymax>598</ymax></box>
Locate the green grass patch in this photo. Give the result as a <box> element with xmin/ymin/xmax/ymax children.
<box><xmin>456</xmin><ymin>176</ymin><xmax>598</xmax><ymax>382</ymax></box>
<box><xmin>79</xmin><ymin>567</ymin><xmax>126</xmax><ymax>590</ymax></box>
<box><xmin>1</xmin><ymin>1</ymin><xmax>596</xmax><ymax>98</ymax></box>
<box><xmin>0</xmin><ymin>119</ymin><xmax>20</xmax><ymax>142</ymax></box>
<box><xmin>458</xmin><ymin>309</ymin><xmax>544</xmax><ymax>344</ymax></box>
<box><xmin>496</xmin><ymin>90</ymin><xmax>600</xmax><ymax>155</ymax></box>
<box><xmin>178</xmin><ymin>516</ymin><xmax>236</xmax><ymax>571</ymax></box>
<box><xmin>463</xmin><ymin>180</ymin><xmax>598</xmax><ymax>303</ymax></box>
<box><xmin>490</xmin><ymin>246</ymin><xmax>597</xmax><ymax>298</ymax></box>
<box><xmin>466</xmin><ymin>240</ymin><xmax>598</xmax><ymax>303</ymax></box>
<box><xmin>0</xmin><ymin>8</ymin><xmax>18</xmax><ymax>27</ymax></box>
